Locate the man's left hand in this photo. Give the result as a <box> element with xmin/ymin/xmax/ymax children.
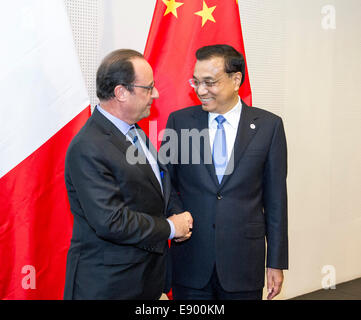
<box><xmin>266</xmin><ymin>268</ymin><xmax>284</xmax><ymax>300</ymax></box>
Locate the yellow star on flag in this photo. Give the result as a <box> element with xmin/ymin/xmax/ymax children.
<box><xmin>162</xmin><ymin>0</ymin><xmax>184</xmax><ymax>18</ymax></box>
<box><xmin>195</xmin><ymin>1</ymin><xmax>216</xmax><ymax>27</ymax></box>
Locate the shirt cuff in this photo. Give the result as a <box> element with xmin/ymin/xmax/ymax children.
<box><xmin>167</xmin><ymin>219</ymin><xmax>175</xmax><ymax>239</ymax></box>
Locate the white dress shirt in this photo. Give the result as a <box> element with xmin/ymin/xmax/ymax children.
<box><xmin>208</xmin><ymin>96</ymin><xmax>242</xmax><ymax>161</ymax></box>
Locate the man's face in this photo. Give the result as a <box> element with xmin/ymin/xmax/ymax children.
<box><xmin>193</xmin><ymin>56</ymin><xmax>241</xmax><ymax>114</ymax></box>
<box><xmin>126</xmin><ymin>58</ymin><xmax>159</xmax><ymax>123</ymax></box>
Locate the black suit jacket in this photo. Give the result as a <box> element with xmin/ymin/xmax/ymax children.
<box><xmin>164</xmin><ymin>101</ymin><xmax>288</xmax><ymax>292</ymax></box>
<box><xmin>63</xmin><ymin>108</ymin><xmax>171</xmax><ymax>299</ymax></box>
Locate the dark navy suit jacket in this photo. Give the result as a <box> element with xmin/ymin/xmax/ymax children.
<box><xmin>64</xmin><ymin>108</ymin><xmax>171</xmax><ymax>299</ymax></box>
<box><xmin>164</xmin><ymin>101</ymin><xmax>288</xmax><ymax>292</ymax></box>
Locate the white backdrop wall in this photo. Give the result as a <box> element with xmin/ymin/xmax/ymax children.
<box><xmin>65</xmin><ymin>0</ymin><xmax>361</xmax><ymax>299</ymax></box>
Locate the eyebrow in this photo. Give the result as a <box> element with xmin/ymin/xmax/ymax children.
<box><xmin>136</xmin><ymin>80</ymin><xmax>154</xmax><ymax>86</ymax></box>
<box><xmin>192</xmin><ymin>75</ymin><xmax>216</xmax><ymax>80</ymax></box>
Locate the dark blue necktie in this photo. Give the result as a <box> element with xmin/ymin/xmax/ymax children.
<box><xmin>212</xmin><ymin>115</ymin><xmax>228</xmax><ymax>183</ymax></box>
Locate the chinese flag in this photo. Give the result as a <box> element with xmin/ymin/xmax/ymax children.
<box><xmin>140</xmin><ymin>0</ymin><xmax>252</xmax><ymax>148</ymax></box>
<box><xmin>141</xmin><ymin>0</ymin><xmax>252</xmax><ymax>299</ymax></box>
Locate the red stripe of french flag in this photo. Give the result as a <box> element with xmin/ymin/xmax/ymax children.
<box><xmin>0</xmin><ymin>0</ymin><xmax>90</xmax><ymax>299</ymax></box>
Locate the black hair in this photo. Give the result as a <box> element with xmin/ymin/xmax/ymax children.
<box><xmin>96</xmin><ymin>49</ymin><xmax>144</xmax><ymax>101</ymax></box>
<box><xmin>196</xmin><ymin>44</ymin><xmax>245</xmax><ymax>85</ymax></box>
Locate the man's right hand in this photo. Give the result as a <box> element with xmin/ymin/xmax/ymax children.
<box><xmin>168</xmin><ymin>211</ymin><xmax>193</xmax><ymax>241</ymax></box>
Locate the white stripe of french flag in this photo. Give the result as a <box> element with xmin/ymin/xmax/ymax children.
<box><xmin>0</xmin><ymin>0</ymin><xmax>90</xmax><ymax>299</ymax></box>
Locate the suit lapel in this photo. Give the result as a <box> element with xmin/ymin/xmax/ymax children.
<box><xmin>191</xmin><ymin>107</ymin><xmax>220</xmax><ymax>187</ymax></box>
<box><xmin>135</xmin><ymin>125</ymin><xmax>164</xmax><ymax>199</ymax></box>
<box><xmin>219</xmin><ymin>102</ymin><xmax>259</xmax><ymax>188</ymax></box>
<box><xmin>92</xmin><ymin>109</ymin><xmax>164</xmax><ymax>199</ymax></box>
<box><xmin>158</xmin><ymin>161</ymin><xmax>170</xmax><ymax>213</ymax></box>
<box><xmin>191</xmin><ymin>104</ymin><xmax>259</xmax><ymax>188</ymax></box>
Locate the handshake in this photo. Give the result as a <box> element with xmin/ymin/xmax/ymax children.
<box><xmin>168</xmin><ymin>211</ymin><xmax>193</xmax><ymax>243</ymax></box>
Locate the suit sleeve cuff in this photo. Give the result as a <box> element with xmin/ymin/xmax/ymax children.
<box><xmin>167</xmin><ymin>219</ymin><xmax>175</xmax><ymax>239</ymax></box>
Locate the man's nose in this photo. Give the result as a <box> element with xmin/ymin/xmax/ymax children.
<box><xmin>151</xmin><ymin>86</ymin><xmax>159</xmax><ymax>99</ymax></box>
<box><xmin>196</xmin><ymin>83</ymin><xmax>208</xmax><ymax>95</ymax></box>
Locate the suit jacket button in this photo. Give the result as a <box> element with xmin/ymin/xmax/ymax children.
<box><xmin>217</xmin><ymin>193</ymin><xmax>222</xmax><ymax>200</ymax></box>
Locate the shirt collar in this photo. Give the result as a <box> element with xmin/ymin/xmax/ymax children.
<box><xmin>209</xmin><ymin>96</ymin><xmax>242</xmax><ymax>129</ymax></box>
<box><xmin>96</xmin><ymin>104</ymin><xmax>133</xmax><ymax>136</ymax></box>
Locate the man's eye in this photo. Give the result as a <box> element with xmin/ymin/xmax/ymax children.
<box><xmin>205</xmin><ymin>81</ymin><xmax>215</xmax><ymax>87</ymax></box>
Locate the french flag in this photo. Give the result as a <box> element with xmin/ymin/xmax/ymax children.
<box><xmin>0</xmin><ymin>0</ymin><xmax>90</xmax><ymax>299</ymax></box>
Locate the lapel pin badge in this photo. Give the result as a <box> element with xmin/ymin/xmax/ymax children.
<box><xmin>250</xmin><ymin>123</ymin><xmax>256</xmax><ymax>130</ymax></box>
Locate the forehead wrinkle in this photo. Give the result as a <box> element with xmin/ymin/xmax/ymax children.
<box><xmin>194</xmin><ymin>60</ymin><xmax>224</xmax><ymax>80</ymax></box>
<box><xmin>133</xmin><ymin>63</ymin><xmax>154</xmax><ymax>85</ymax></box>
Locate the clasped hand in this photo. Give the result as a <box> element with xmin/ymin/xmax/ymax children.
<box><xmin>168</xmin><ymin>211</ymin><xmax>193</xmax><ymax>242</ymax></box>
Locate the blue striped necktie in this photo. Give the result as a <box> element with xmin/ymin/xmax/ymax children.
<box><xmin>212</xmin><ymin>115</ymin><xmax>228</xmax><ymax>183</ymax></box>
<box><xmin>127</xmin><ymin>126</ymin><xmax>145</xmax><ymax>158</ymax></box>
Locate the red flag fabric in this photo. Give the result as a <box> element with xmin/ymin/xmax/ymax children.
<box><xmin>140</xmin><ymin>0</ymin><xmax>252</xmax><ymax>148</ymax></box>
<box><xmin>141</xmin><ymin>0</ymin><xmax>252</xmax><ymax>299</ymax></box>
<box><xmin>0</xmin><ymin>1</ymin><xmax>90</xmax><ymax>299</ymax></box>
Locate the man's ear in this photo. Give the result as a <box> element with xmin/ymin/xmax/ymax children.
<box><xmin>114</xmin><ymin>85</ymin><xmax>128</xmax><ymax>102</ymax></box>
<box><xmin>233</xmin><ymin>72</ymin><xmax>242</xmax><ymax>91</ymax></box>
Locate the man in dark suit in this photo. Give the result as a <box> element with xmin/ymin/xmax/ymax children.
<box><xmin>163</xmin><ymin>44</ymin><xmax>288</xmax><ymax>300</ymax></box>
<box><xmin>63</xmin><ymin>49</ymin><xmax>193</xmax><ymax>300</ymax></box>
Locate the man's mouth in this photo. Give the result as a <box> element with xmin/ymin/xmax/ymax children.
<box><xmin>199</xmin><ymin>97</ymin><xmax>213</xmax><ymax>104</ymax></box>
